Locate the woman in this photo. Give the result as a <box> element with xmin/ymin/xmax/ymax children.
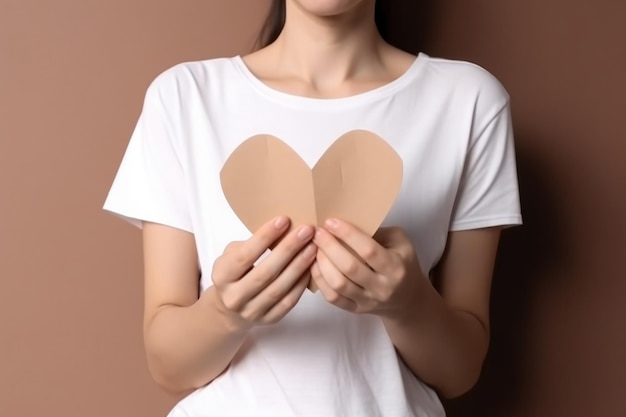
<box><xmin>104</xmin><ymin>0</ymin><xmax>522</xmax><ymax>415</ymax></box>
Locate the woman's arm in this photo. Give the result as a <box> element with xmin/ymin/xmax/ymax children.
<box><xmin>312</xmin><ymin>219</ymin><xmax>501</xmax><ymax>399</ymax></box>
<box><xmin>380</xmin><ymin>228</ymin><xmax>500</xmax><ymax>398</ymax></box>
<box><xmin>142</xmin><ymin>217</ymin><xmax>316</xmax><ymax>393</ymax></box>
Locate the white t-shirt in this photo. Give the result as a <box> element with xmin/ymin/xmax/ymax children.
<box><xmin>104</xmin><ymin>53</ymin><xmax>522</xmax><ymax>417</ymax></box>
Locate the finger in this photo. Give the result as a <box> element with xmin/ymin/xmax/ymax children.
<box><xmin>218</xmin><ymin>216</ymin><xmax>291</xmax><ymax>283</ymax></box>
<box><xmin>237</xmin><ymin>225</ymin><xmax>315</xmax><ymax>300</ymax></box>
<box><xmin>316</xmin><ymin>250</ymin><xmax>366</xmax><ymax>298</ymax></box>
<box><xmin>322</xmin><ymin>218</ymin><xmax>394</xmax><ymax>273</ymax></box>
<box><xmin>314</xmin><ymin>227</ymin><xmax>372</xmax><ymax>288</ymax></box>
<box><xmin>261</xmin><ymin>269</ymin><xmax>311</xmax><ymax>324</ymax></box>
<box><xmin>312</xmin><ymin>258</ymin><xmax>358</xmax><ymax>312</ymax></box>
<box><xmin>246</xmin><ymin>242</ymin><xmax>316</xmax><ymax>317</ymax></box>
<box><xmin>310</xmin><ymin>262</ymin><xmax>322</xmax><ymax>292</ymax></box>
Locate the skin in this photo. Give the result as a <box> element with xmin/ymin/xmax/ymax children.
<box><xmin>143</xmin><ymin>218</ymin><xmax>315</xmax><ymax>391</ymax></box>
<box><xmin>311</xmin><ymin>220</ymin><xmax>500</xmax><ymax>397</ymax></box>
<box><xmin>142</xmin><ymin>0</ymin><xmax>501</xmax><ymax>399</ymax></box>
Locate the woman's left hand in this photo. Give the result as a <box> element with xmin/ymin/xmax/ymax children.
<box><xmin>311</xmin><ymin>218</ymin><xmax>426</xmax><ymax>319</ymax></box>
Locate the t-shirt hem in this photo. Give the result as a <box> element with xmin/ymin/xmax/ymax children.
<box><xmin>449</xmin><ymin>215</ymin><xmax>523</xmax><ymax>231</ymax></box>
<box><xmin>103</xmin><ymin>206</ymin><xmax>194</xmax><ymax>234</ymax></box>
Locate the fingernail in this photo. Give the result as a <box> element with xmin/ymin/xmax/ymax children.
<box><xmin>325</xmin><ymin>218</ymin><xmax>339</xmax><ymax>230</ymax></box>
<box><xmin>274</xmin><ymin>216</ymin><xmax>288</xmax><ymax>229</ymax></box>
<box><xmin>297</xmin><ymin>225</ymin><xmax>314</xmax><ymax>240</ymax></box>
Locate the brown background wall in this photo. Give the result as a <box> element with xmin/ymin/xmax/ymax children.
<box><xmin>0</xmin><ymin>1</ymin><xmax>624</xmax><ymax>416</ymax></box>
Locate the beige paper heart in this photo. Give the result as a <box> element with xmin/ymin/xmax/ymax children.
<box><xmin>220</xmin><ymin>130</ymin><xmax>403</xmax><ymax>290</ymax></box>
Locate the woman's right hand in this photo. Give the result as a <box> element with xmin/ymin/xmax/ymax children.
<box><xmin>210</xmin><ymin>216</ymin><xmax>316</xmax><ymax>331</ymax></box>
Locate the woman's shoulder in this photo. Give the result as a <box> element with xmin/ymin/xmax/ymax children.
<box><xmin>418</xmin><ymin>53</ymin><xmax>510</xmax><ymax>106</ymax></box>
<box><xmin>144</xmin><ymin>56</ymin><xmax>242</xmax><ymax>98</ymax></box>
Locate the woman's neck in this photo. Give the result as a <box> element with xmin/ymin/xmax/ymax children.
<box><xmin>264</xmin><ymin>1</ymin><xmax>386</xmax><ymax>90</ymax></box>
<box><xmin>243</xmin><ymin>1</ymin><xmax>416</xmax><ymax>99</ymax></box>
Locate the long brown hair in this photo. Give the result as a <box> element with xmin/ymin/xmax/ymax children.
<box><xmin>254</xmin><ymin>0</ymin><xmax>286</xmax><ymax>50</ymax></box>
<box><xmin>253</xmin><ymin>0</ymin><xmax>389</xmax><ymax>50</ymax></box>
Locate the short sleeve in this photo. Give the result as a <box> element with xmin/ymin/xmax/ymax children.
<box><xmin>449</xmin><ymin>101</ymin><xmax>522</xmax><ymax>231</ymax></box>
<box><xmin>103</xmin><ymin>77</ymin><xmax>193</xmax><ymax>233</ymax></box>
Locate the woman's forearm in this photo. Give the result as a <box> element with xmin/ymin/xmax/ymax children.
<box><xmin>382</xmin><ymin>280</ymin><xmax>490</xmax><ymax>399</ymax></box>
<box><xmin>143</xmin><ymin>286</ymin><xmax>247</xmax><ymax>393</ymax></box>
